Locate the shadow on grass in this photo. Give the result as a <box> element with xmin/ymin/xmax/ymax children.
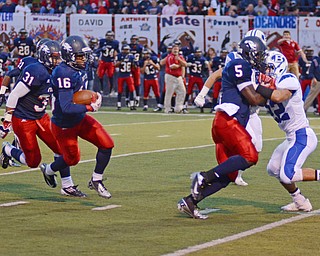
<box><xmin>0</xmin><ymin>183</ymin><xmax>98</xmax><ymax>207</ymax></box>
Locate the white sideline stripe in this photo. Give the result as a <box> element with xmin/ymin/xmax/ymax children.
<box><xmin>0</xmin><ymin>201</ymin><xmax>29</xmax><ymax>207</ymax></box>
<box><xmin>92</xmin><ymin>204</ymin><xmax>121</xmax><ymax>211</ymax></box>
<box><xmin>162</xmin><ymin>209</ymin><xmax>320</xmax><ymax>256</ymax></box>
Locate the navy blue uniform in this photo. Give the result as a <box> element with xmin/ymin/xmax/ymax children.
<box><xmin>51</xmin><ymin>62</ymin><xmax>88</xmax><ymax>128</ymax></box>
<box><xmin>13</xmin><ymin>61</ymin><xmax>52</xmax><ymax>120</ymax></box>
<box><xmin>221</xmin><ymin>58</ymin><xmax>253</xmax><ymax>127</ymax></box>
<box><xmin>13</xmin><ymin>37</ymin><xmax>35</xmax><ymax>59</ymax></box>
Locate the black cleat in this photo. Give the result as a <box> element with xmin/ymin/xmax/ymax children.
<box><xmin>61</xmin><ymin>185</ymin><xmax>87</xmax><ymax>197</ymax></box>
<box><xmin>40</xmin><ymin>163</ymin><xmax>57</xmax><ymax>188</ymax></box>
<box><xmin>177</xmin><ymin>197</ymin><xmax>208</xmax><ymax>219</ymax></box>
<box><xmin>0</xmin><ymin>142</ymin><xmax>11</xmax><ymax>169</ymax></box>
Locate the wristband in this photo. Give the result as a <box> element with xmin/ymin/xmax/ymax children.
<box><xmin>256</xmin><ymin>85</ymin><xmax>274</xmax><ymax>99</ymax></box>
<box><xmin>199</xmin><ymin>86</ymin><xmax>210</xmax><ymax>97</ymax></box>
<box><xmin>0</xmin><ymin>86</ymin><xmax>7</xmax><ymax>94</ymax></box>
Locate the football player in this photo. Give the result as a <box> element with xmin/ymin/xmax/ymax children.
<box><xmin>0</xmin><ymin>38</ymin><xmax>50</xmax><ymax>107</ymax></box>
<box><xmin>10</xmin><ymin>28</ymin><xmax>35</xmax><ymax>64</ymax></box>
<box><xmin>139</xmin><ymin>48</ymin><xmax>161</xmax><ymax>111</ymax></box>
<box><xmin>115</xmin><ymin>44</ymin><xmax>136</xmax><ymax>110</ymax></box>
<box><xmin>96</xmin><ymin>31</ymin><xmax>119</xmax><ymax>95</ymax></box>
<box><xmin>0</xmin><ymin>40</ymin><xmax>87</xmax><ymax>197</ymax></box>
<box><xmin>129</xmin><ymin>35</ymin><xmax>143</xmax><ymax>107</ymax></box>
<box><xmin>210</xmin><ymin>48</ymin><xmax>228</xmax><ymax>112</ymax></box>
<box><xmin>0</xmin><ymin>42</ymin><xmax>9</xmax><ymax>97</ymax></box>
<box><xmin>265</xmin><ymin>51</ymin><xmax>319</xmax><ymax>212</ymax></box>
<box><xmin>87</xmin><ymin>37</ymin><xmax>99</xmax><ymax>91</ymax></box>
<box><xmin>39</xmin><ymin>35</ymin><xmax>114</xmax><ymax>199</ymax></box>
<box><xmin>178</xmin><ymin>36</ymin><xmax>268</xmax><ymax>219</ymax></box>
<box><xmin>184</xmin><ymin>47</ymin><xmax>211</xmax><ymax>113</ymax></box>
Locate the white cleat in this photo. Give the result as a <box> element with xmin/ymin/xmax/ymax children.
<box><xmin>235</xmin><ymin>177</ymin><xmax>248</xmax><ymax>186</ymax></box>
<box><xmin>281</xmin><ymin>198</ymin><xmax>312</xmax><ymax>212</ymax></box>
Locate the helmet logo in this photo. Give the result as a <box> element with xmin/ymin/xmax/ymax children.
<box><xmin>244</xmin><ymin>40</ymin><xmax>257</xmax><ymax>51</ymax></box>
<box><xmin>62</xmin><ymin>42</ymin><xmax>73</xmax><ymax>53</ymax></box>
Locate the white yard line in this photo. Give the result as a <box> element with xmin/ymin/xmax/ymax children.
<box><xmin>0</xmin><ymin>136</ymin><xmax>303</xmax><ymax>177</ymax></box>
<box><xmin>162</xmin><ymin>209</ymin><xmax>320</xmax><ymax>256</ymax></box>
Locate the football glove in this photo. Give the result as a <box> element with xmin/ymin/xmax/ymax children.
<box><xmin>0</xmin><ymin>86</ymin><xmax>7</xmax><ymax>107</ymax></box>
<box><xmin>259</xmin><ymin>73</ymin><xmax>276</xmax><ymax>89</ymax></box>
<box><xmin>0</xmin><ymin>112</ymin><xmax>12</xmax><ymax>139</ymax></box>
<box><xmin>90</xmin><ymin>92</ymin><xmax>102</xmax><ymax>112</ymax></box>
<box><xmin>194</xmin><ymin>95</ymin><xmax>205</xmax><ymax>107</ymax></box>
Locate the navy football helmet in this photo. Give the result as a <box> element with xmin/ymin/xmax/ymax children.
<box><xmin>38</xmin><ymin>40</ymin><xmax>61</xmax><ymax>70</ymax></box>
<box><xmin>36</xmin><ymin>38</ymin><xmax>51</xmax><ymax>54</ymax></box>
<box><xmin>60</xmin><ymin>35</ymin><xmax>92</xmax><ymax>70</ymax></box>
<box><xmin>130</xmin><ymin>35</ymin><xmax>139</xmax><ymax>44</ymax></box>
<box><xmin>105</xmin><ymin>31</ymin><xmax>114</xmax><ymax>41</ymax></box>
<box><xmin>238</xmin><ymin>36</ymin><xmax>267</xmax><ymax>72</ymax></box>
<box><xmin>0</xmin><ymin>42</ymin><xmax>4</xmax><ymax>52</ymax></box>
<box><xmin>18</xmin><ymin>28</ymin><xmax>28</xmax><ymax>39</ymax></box>
<box><xmin>121</xmin><ymin>44</ymin><xmax>130</xmax><ymax>54</ymax></box>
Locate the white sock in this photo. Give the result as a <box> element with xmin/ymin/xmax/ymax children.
<box><xmin>92</xmin><ymin>172</ymin><xmax>103</xmax><ymax>181</ymax></box>
<box><xmin>45</xmin><ymin>164</ymin><xmax>55</xmax><ymax>175</ymax></box>
<box><xmin>61</xmin><ymin>176</ymin><xmax>74</xmax><ymax>188</ymax></box>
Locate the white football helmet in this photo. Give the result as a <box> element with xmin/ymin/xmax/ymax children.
<box><xmin>245</xmin><ymin>29</ymin><xmax>267</xmax><ymax>45</ymax></box>
<box><xmin>266</xmin><ymin>50</ymin><xmax>288</xmax><ymax>78</ymax></box>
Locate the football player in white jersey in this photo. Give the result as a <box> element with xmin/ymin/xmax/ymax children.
<box><xmin>264</xmin><ymin>51</ymin><xmax>319</xmax><ymax>212</ymax></box>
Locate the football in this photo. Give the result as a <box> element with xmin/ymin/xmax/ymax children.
<box><xmin>73</xmin><ymin>90</ymin><xmax>97</xmax><ymax>105</ymax></box>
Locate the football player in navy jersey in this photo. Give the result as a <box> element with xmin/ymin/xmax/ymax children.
<box><xmin>39</xmin><ymin>35</ymin><xmax>114</xmax><ymax>199</ymax></box>
<box><xmin>139</xmin><ymin>48</ymin><xmax>161</xmax><ymax>111</ymax></box>
<box><xmin>0</xmin><ymin>40</ymin><xmax>87</xmax><ymax>197</ymax></box>
<box><xmin>184</xmin><ymin>47</ymin><xmax>211</xmax><ymax>113</ymax></box>
<box><xmin>10</xmin><ymin>29</ymin><xmax>35</xmax><ymax>64</ymax></box>
<box><xmin>87</xmin><ymin>37</ymin><xmax>99</xmax><ymax>91</ymax></box>
<box><xmin>129</xmin><ymin>35</ymin><xmax>143</xmax><ymax>107</ymax></box>
<box><xmin>0</xmin><ymin>38</ymin><xmax>50</xmax><ymax>107</ymax></box>
<box><xmin>96</xmin><ymin>31</ymin><xmax>119</xmax><ymax>95</ymax></box>
<box><xmin>178</xmin><ymin>36</ymin><xmax>269</xmax><ymax>219</ymax></box>
<box><xmin>210</xmin><ymin>48</ymin><xmax>228</xmax><ymax>112</ymax></box>
<box><xmin>115</xmin><ymin>44</ymin><xmax>136</xmax><ymax>110</ymax></box>
<box><xmin>0</xmin><ymin>42</ymin><xmax>9</xmax><ymax>99</ymax></box>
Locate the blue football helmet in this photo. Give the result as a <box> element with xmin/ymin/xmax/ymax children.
<box><xmin>38</xmin><ymin>40</ymin><xmax>61</xmax><ymax>70</ymax></box>
<box><xmin>60</xmin><ymin>35</ymin><xmax>92</xmax><ymax>70</ymax></box>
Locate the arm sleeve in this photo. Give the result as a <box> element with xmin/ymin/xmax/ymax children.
<box><xmin>6</xmin><ymin>81</ymin><xmax>31</xmax><ymax>108</ymax></box>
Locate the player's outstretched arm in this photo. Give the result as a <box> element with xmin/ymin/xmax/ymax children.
<box><xmin>194</xmin><ymin>68</ymin><xmax>222</xmax><ymax>107</ymax></box>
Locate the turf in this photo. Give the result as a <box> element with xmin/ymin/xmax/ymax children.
<box><xmin>0</xmin><ymin>107</ymin><xmax>320</xmax><ymax>256</ymax></box>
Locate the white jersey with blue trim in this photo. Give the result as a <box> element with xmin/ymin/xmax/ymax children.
<box><xmin>266</xmin><ymin>73</ymin><xmax>309</xmax><ymax>134</ymax></box>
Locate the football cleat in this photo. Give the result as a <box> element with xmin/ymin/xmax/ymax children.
<box><xmin>182</xmin><ymin>108</ymin><xmax>189</xmax><ymax>114</ymax></box>
<box><xmin>281</xmin><ymin>198</ymin><xmax>312</xmax><ymax>212</ymax></box>
<box><xmin>191</xmin><ymin>172</ymin><xmax>206</xmax><ymax>201</ymax></box>
<box><xmin>0</xmin><ymin>142</ymin><xmax>11</xmax><ymax>169</ymax></box>
<box><xmin>130</xmin><ymin>106</ymin><xmax>137</xmax><ymax>111</ymax></box>
<box><xmin>153</xmin><ymin>107</ymin><xmax>162</xmax><ymax>112</ymax></box>
<box><xmin>177</xmin><ymin>197</ymin><xmax>208</xmax><ymax>219</ymax></box>
<box><xmin>61</xmin><ymin>185</ymin><xmax>87</xmax><ymax>198</ymax></box>
<box><xmin>9</xmin><ymin>159</ymin><xmax>21</xmax><ymax>167</ymax></box>
<box><xmin>116</xmin><ymin>106</ymin><xmax>121</xmax><ymax>111</ymax></box>
<box><xmin>143</xmin><ymin>106</ymin><xmax>148</xmax><ymax>111</ymax></box>
<box><xmin>40</xmin><ymin>163</ymin><xmax>57</xmax><ymax>188</ymax></box>
<box><xmin>234</xmin><ymin>176</ymin><xmax>248</xmax><ymax>186</ymax></box>
<box><xmin>88</xmin><ymin>179</ymin><xmax>111</xmax><ymax>199</ymax></box>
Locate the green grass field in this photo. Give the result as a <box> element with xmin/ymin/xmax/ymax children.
<box><xmin>1</xmin><ymin>107</ymin><xmax>320</xmax><ymax>256</ymax></box>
